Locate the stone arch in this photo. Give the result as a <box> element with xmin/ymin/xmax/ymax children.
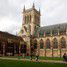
<box><xmin>6</xmin><ymin>42</ymin><xmax>14</xmax><ymax>56</ymax></box>
<box><xmin>33</xmin><ymin>39</ymin><xmax>38</xmax><ymax>49</ymax></box>
<box><xmin>46</xmin><ymin>39</ymin><xmax>51</xmax><ymax>49</ymax></box>
<box><xmin>40</xmin><ymin>39</ymin><xmax>44</xmax><ymax>49</ymax></box>
<box><xmin>53</xmin><ymin>38</ymin><xmax>58</xmax><ymax>49</ymax></box>
<box><xmin>60</xmin><ymin>37</ymin><xmax>66</xmax><ymax>48</ymax></box>
<box><xmin>21</xmin><ymin>42</ymin><xmax>27</xmax><ymax>54</ymax></box>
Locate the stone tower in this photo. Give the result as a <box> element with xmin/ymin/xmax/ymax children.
<box><xmin>18</xmin><ymin>3</ymin><xmax>40</xmax><ymax>55</ymax></box>
<box><xmin>21</xmin><ymin>3</ymin><xmax>40</xmax><ymax>37</ymax></box>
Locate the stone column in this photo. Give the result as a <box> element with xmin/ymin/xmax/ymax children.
<box><xmin>14</xmin><ymin>44</ymin><xmax>16</xmax><ymax>56</ymax></box>
<box><xmin>19</xmin><ymin>44</ymin><xmax>21</xmax><ymax>56</ymax></box>
<box><xmin>58</xmin><ymin>40</ymin><xmax>61</xmax><ymax>58</ymax></box>
<box><xmin>66</xmin><ymin>28</ymin><xmax>67</xmax><ymax>35</ymax></box>
<box><xmin>58</xmin><ymin>29</ymin><xmax>60</xmax><ymax>35</ymax></box>
<box><xmin>37</xmin><ymin>41</ymin><xmax>40</xmax><ymax>56</ymax></box>
<box><xmin>50</xmin><ymin>30</ymin><xmax>52</xmax><ymax>36</ymax></box>
<box><xmin>44</xmin><ymin>41</ymin><xmax>46</xmax><ymax>57</ymax></box>
<box><xmin>51</xmin><ymin>41</ymin><xmax>53</xmax><ymax>57</ymax></box>
<box><xmin>24</xmin><ymin>36</ymin><xmax>31</xmax><ymax>56</ymax></box>
<box><xmin>66</xmin><ymin>37</ymin><xmax>67</xmax><ymax>54</ymax></box>
<box><xmin>27</xmin><ymin>38</ymin><xmax>30</xmax><ymax>56</ymax></box>
<box><xmin>3</xmin><ymin>42</ymin><xmax>5</xmax><ymax>56</ymax></box>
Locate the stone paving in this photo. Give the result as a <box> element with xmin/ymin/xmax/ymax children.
<box><xmin>0</xmin><ymin>57</ymin><xmax>67</xmax><ymax>64</ymax></box>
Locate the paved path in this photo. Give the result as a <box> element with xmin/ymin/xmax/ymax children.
<box><xmin>0</xmin><ymin>57</ymin><xmax>67</xmax><ymax>64</ymax></box>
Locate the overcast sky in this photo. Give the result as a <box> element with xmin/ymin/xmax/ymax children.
<box><xmin>0</xmin><ymin>0</ymin><xmax>67</xmax><ymax>35</ymax></box>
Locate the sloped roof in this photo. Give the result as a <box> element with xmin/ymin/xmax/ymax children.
<box><xmin>39</xmin><ymin>23</ymin><xmax>67</xmax><ymax>31</ymax></box>
<box><xmin>0</xmin><ymin>31</ymin><xmax>23</xmax><ymax>41</ymax></box>
<box><xmin>35</xmin><ymin>23</ymin><xmax>67</xmax><ymax>37</ymax></box>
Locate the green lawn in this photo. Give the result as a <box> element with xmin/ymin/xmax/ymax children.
<box><xmin>39</xmin><ymin>57</ymin><xmax>63</xmax><ymax>61</ymax></box>
<box><xmin>2</xmin><ymin>56</ymin><xmax>63</xmax><ymax>61</ymax></box>
<box><xmin>0</xmin><ymin>59</ymin><xmax>67</xmax><ymax>67</ymax></box>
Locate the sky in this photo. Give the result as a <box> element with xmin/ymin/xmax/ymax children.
<box><xmin>0</xmin><ymin>0</ymin><xmax>67</xmax><ymax>35</ymax></box>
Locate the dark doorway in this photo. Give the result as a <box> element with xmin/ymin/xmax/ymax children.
<box><xmin>6</xmin><ymin>43</ymin><xmax>14</xmax><ymax>56</ymax></box>
<box><xmin>21</xmin><ymin>44</ymin><xmax>27</xmax><ymax>54</ymax></box>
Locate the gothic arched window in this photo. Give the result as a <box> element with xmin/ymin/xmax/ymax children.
<box><xmin>46</xmin><ymin>39</ymin><xmax>50</xmax><ymax>49</ymax></box>
<box><xmin>40</xmin><ymin>39</ymin><xmax>44</xmax><ymax>49</ymax></box>
<box><xmin>53</xmin><ymin>38</ymin><xmax>58</xmax><ymax>49</ymax></box>
<box><xmin>26</xmin><ymin>16</ymin><xmax>29</xmax><ymax>24</ymax></box>
<box><xmin>60</xmin><ymin>37</ymin><xmax>66</xmax><ymax>48</ymax></box>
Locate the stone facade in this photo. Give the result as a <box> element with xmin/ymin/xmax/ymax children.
<box><xmin>19</xmin><ymin>4</ymin><xmax>67</xmax><ymax>57</ymax></box>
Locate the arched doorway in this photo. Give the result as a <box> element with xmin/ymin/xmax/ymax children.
<box><xmin>21</xmin><ymin>44</ymin><xmax>27</xmax><ymax>54</ymax></box>
<box><xmin>20</xmin><ymin>43</ymin><xmax>27</xmax><ymax>56</ymax></box>
<box><xmin>14</xmin><ymin>44</ymin><xmax>19</xmax><ymax>55</ymax></box>
<box><xmin>6</xmin><ymin>42</ymin><xmax>14</xmax><ymax>56</ymax></box>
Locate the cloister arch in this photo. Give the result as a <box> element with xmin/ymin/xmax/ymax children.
<box><xmin>40</xmin><ymin>39</ymin><xmax>44</xmax><ymax>49</ymax></box>
<box><xmin>46</xmin><ymin>39</ymin><xmax>51</xmax><ymax>49</ymax></box>
<box><xmin>60</xmin><ymin>37</ymin><xmax>66</xmax><ymax>48</ymax></box>
<box><xmin>53</xmin><ymin>38</ymin><xmax>58</xmax><ymax>49</ymax></box>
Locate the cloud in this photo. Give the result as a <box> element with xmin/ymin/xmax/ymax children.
<box><xmin>0</xmin><ymin>0</ymin><xmax>67</xmax><ymax>35</ymax></box>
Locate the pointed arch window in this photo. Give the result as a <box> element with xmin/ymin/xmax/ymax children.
<box><xmin>60</xmin><ymin>37</ymin><xmax>66</xmax><ymax>48</ymax></box>
<box><xmin>46</xmin><ymin>39</ymin><xmax>50</xmax><ymax>49</ymax></box>
<box><xmin>53</xmin><ymin>38</ymin><xmax>58</xmax><ymax>49</ymax></box>
<box><xmin>40</xmin><ymin>39</ymin><xmax>44</xmax><ymax>49</ymax></box>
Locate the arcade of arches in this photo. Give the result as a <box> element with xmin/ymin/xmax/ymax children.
<box><xmin>32</xmin><ymin>36</ymin><xmax>67</xmax><ymax>57</ymax></box>
<box><xmin>0</xmin><ymin>31</ymin><xmax>27</xmax><ymax>56</ymax></box>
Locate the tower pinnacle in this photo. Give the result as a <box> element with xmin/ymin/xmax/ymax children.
<box><xmin>32</xmin><ymin>3</ymin><xmax>35</xmax><ymax>9</ymax></box>
<box><xmin>39</xmin><ymin>8</ymin><xmax>40</xmax><ymax>14</ymax></box>
<box><xmin>23</xmin><ymin>5</ymin><xmax>25</xmax><ymax>12</ymax></box>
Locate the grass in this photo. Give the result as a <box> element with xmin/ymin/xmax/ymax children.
<box><xmin>39</xmin><ymin>57</ymin><xmax>63</xmax><ymax>61</ymax></box>
<box><xmin>0</xmin><ymin>59</ymin><xmax>67</xmax><ymax>67</ymax></box>
<box><xmin>1</xmin><ymin>56</ymin><xmax>63</xmax><ymax>61</ymax></box>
